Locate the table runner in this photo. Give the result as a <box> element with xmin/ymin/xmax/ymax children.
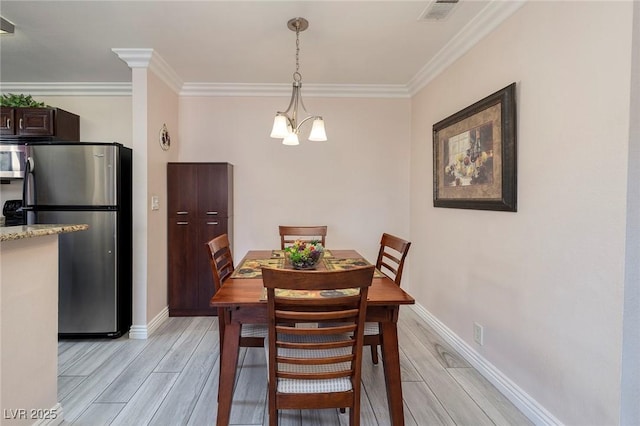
<box><xmin>231</xmin><ymin>252</ymin><xmax>384</xmax><ymax>279</ymax></box>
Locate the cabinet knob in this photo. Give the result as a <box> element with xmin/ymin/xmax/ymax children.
<box><xmin>176</xmin><ymin>221</ymin><xmax>189</xmax><ymax>225</ymax></box>
<box><xmin>5</xmin><ymin>118</ymin><xmax>10</xmax><ymax>129</ymax></box>
<box><xmin>206</xmin><ymin>221</ymin><xmax>219</xmax><ymax>225</ymax></box>
<box><xmin>176</xmin><ymin>211</ymin><xmax>189</xmax><ymax>215</ymax></box>
<box><xmin>19</xmin><ymin>118</ymin><xmax>23</xmax><ymax>130</ymax></box>
<box><xmin>206</xmin><ymin>211</ymin><xmax>218</xmax><ymax>215</ymax></box>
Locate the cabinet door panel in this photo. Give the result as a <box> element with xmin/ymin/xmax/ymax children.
<box><xmin>168</xmin><ymin>220</ymin><xmax>198</xmax><ymax>310</ymax></box>
<box><xmin>197</xmin><ymin>163</ymin><xmax>230</xmax><ymax>216</ymax></box>
<box><xmin>167</xmin><ymin>163</ymin><xmax>198</xmax><ymax>217</ymax></box>
<box><xmin>16</xmin><ymin>108</ymin><xmax>55</xmax><ymax>136</ymax></box>
<box><xmin>0</xmin><ymin>108</ymin><xmax>15</xmax><ymax>135</ymax></box>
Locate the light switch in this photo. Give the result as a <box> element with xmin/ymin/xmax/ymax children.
<box><xmin>151</xmin><ymin>195</ymin><xmax>160</xmax><ymax>211</ymax></box>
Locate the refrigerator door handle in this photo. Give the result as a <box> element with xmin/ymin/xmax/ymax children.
<box><xmin>22</xmin><ymin>155</ymin><xmax>36</xmax><ymax>214</ymax></box>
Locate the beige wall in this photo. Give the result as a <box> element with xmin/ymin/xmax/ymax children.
<box><xmin>178</xmin><ymin>96</ymin><xmax>411</xmax><ymax>263</ymax></box>
<box><xmin>409</xmin><ymin>2</ymin><xmax>633</xmax><ymax>425</ymax></box>
<box><xmin>146</xmin><ymin>72</ymin><xmax>179</xmax><ymax>321</ymax></box>
<box><xmin>622</xmin><ymin>2</ymin><xmax>640</xmax><ymax>423</ymax></box>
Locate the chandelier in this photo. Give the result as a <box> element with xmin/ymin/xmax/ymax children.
<box><xmin>270</xmin><ymin>17</ymin><xmax>327</xmax><ymax>146</ymax></box>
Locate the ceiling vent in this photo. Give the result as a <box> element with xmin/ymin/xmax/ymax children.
<box><xmin>419</xmin><ymin>0</ymin><xmax>459</xmax><ymax>21</ymax></box>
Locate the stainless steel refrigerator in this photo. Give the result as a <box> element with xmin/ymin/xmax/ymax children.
<box><xmin>23</xmin><ymin>142</ymin><xmax>132</xmax><ymax>338</ymax></box>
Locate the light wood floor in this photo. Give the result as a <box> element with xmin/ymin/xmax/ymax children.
<box><xmin>57</xmin><ymin>306</ymin><xmax>533</xmax><ymax>425</ymax></box>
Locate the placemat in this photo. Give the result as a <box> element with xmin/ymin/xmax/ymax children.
<box><xmin>231</xmin><ymin>258</ymin><xmax>285</xmax><ymax>279</ymax></box>
<box><xmin>260</xmin><ymin>287</ymin><xmax>360</xmax><ymax>301</ymax></box>
<box><xmin>323</xmin><ymin>257</ymin><xmax>386</xmax><ymax>278</ymax></box>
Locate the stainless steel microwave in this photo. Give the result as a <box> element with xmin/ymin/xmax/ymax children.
<box><xmin>0</xmin><ymin>144</ymin><xmax>26</xmax><ymax>179</ymax></box>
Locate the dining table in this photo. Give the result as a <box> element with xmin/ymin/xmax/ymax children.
<box><xmin>209</xmin><ymin>249</ymin><xmax>415</xmax><ymax>426</ymax></box>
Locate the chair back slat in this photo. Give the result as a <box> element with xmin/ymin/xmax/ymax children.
<box><xmin>206</xmin><ymin>234</ymin><xmax>235</xmax><ymax>292</ymax></box>
<box><xmin>375</xmin><ymin>233</ymin><xmax>411</xmax><ymax>286</ymax></box>
<box><xmin>279</xmin><ymin>225</ymin><xmax>327</xmax><ymax>249</ymax></box>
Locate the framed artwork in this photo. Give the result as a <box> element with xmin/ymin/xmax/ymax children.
<box><xmin>433</xmin><ymin>82</ymin><xmax>517</xmax><ymax>211</ymax></box>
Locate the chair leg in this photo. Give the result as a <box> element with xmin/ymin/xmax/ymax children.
<box><xmin>370</xmin><ymin>344</ymin><xmax>379</xmax><ymax>364</ymax></box>
<box><xmin>268</xmin><ymin>390</ymin><xmax>277</xmax><ymax>426</ymax></box>
<box><xmin>350</xmin><ymin>406</ymin><xmax>360</xmax><ymax>426</ymax></box>
<box><xmin>217</xmin><ymin>309</ymin><xmax>226</xmax><ymax>402</ymax></box>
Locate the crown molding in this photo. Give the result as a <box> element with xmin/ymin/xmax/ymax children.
<box><xmin>0</xmin><ymin>81</ymin><xmax>407</xmax><ymax>98</ymax></box>
<box><xmin>180</xmin><ymin>82</ymin><xmax>410</xmax><ymax>98</ymax></box>
<box><xmin>112</xmin><ymin>48</ymin><xmax>183</xmax><ymax>94</ymax></box>
<box><xmin>0</xmin><ymin>82</ymin><xmax>132</xmax><ymax>96</ymax></box>
<box><xmin>407</xmin><ymin>0</ymin><xmax>526</xmax><ymax>96</ymax></box>
<box><xmin>112</xmin><ymin>48</ymin><xmax>153</xmax><ymax>68</ymax></box>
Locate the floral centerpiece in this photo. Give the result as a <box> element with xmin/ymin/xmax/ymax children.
<box><xmin>285</xmin><ymin>240</ymin><xmax>325</xmax><ymax>270</ymax></box>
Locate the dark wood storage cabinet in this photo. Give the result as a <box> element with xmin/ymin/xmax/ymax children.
<box><xmin>167</xmin><ymin>162</ymin><xmax>233</xmax><ymax>316</ymax></box>
<box><xmin>0</xmin><ymin>107</ymin><xmax>80</xmax><ymax>141</ymax></box>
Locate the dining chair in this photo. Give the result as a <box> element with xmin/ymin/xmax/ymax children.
<box><xmin>262</xmin><ymin>265</ymin><xmax>374</xmax><ymax>426</ymax></box>
<box><xmin>206</xmin><ymin>234</ymin><xmax>267</xmax><ymax>352</ymax></box>
<box><xmin>279</xmin><ymin>225</ymin><xmax>327</xmax><ymax>249</ymax></box>
<box><xmin>364</xmin><ymin>233</ymin><xmax>411</xmax><ymax>364</ymax></box>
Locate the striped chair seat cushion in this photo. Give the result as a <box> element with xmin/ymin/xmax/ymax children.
<box><xmin>363</xmin><ymin>322</ymin><xmax>379</xmax><ymax>336</ymax></box>
<box><xmin>277</xmin><ymin>377</ymin><xmax>352</xmax><ymax>394</ymax></box>
<box><xmin>241</xmin><ymin>323</ymin><xmax>268</xmax><ymax>337</ymax></box>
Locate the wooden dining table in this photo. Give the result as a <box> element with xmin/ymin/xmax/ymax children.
<box><xmin>209</xmin><ymin>249</ymin><xmax>415</xmax><ymax>426</ymax></box>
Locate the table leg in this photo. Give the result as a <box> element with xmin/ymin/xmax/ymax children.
<box><xmin>216</xmin><ymin>319</ymin><xmax>241</xmax><ymax>426</ymax></box>
<box><xmin>381</xmin><ymin>320</ymin><xmax>405</xmax><ymax>426</ymax></box>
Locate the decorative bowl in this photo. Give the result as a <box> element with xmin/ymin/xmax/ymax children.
<box><xmin>285</xmin><ymin>240</ymin><xmax>325</xmax><ymax>270</ymax></box>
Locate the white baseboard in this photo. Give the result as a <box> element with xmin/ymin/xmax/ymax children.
<box><xmin>128</xmin><ymin>305</ymin><xmax>169</xmax><ymax>340</ymax></box>
<box><xmin>410</xmin><ymin>303</ymin><xmax>562</xmax><ymax>426</ymax></box>
<box><xmin>31</xmin><ymin>402</ymin><xmax>63</xmax><ymax>426</ymax></box>
<box><xmin>148</xmin><ymin>305</ymin><xmax>169</xmax><ymax>336</ymax></box>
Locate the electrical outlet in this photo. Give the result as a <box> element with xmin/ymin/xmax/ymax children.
<box><xmin>473</xmin><ymin>322</ymin><xmax>484</xmax><ymax>345</ymax></box>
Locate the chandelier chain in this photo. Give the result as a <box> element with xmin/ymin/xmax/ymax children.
<box><xmin>294</xmin><ymin>21</ymin><xmax>301</xmax><ymax>81</ymax></box>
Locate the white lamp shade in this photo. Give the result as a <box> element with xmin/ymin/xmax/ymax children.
<box><xmin>282</xmin><ymin>132</ymin><xmax>300</xmax><ymax>146</ymax></box>
<box><xmin>308</xmin><ymin>117</ymin><xmax>327</xmax><ymax>141</ymax></box>
<box><xmin>270</xmin><ymin>115</ymin><xmax>289</xmax><ymax>138</ymax></box>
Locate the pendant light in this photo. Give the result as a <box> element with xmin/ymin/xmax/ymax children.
<box><xmin>270</xmin><ymin>17</ymin><xmax>327</xmax><ymax>145</ymax></box>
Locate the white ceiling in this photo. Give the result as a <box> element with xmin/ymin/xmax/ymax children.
<box><xmin>0</xmin><ymin>1</ymin><xmax>521</xmax><ymax>92</ymax></box>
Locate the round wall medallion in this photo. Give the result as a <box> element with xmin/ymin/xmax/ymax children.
<box><xmin>160</xmin><ymin>124</ymin><xmax>171</xmax><ymax>151</ymax></box>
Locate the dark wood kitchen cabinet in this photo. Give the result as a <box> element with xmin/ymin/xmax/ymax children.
<box><xmin>0</xmin><ymin>107</ymin><xmax>80</xmax><ymax>140</ymax></box>
<box><xmin>167</xmin><ymin>162</ymin><xmax>233</xmax><ymax>316</ymax></box>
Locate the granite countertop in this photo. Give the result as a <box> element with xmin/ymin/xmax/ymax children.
<box><xmin>0</xmin><ymin>224</ymin><xmax>89</xmax><ymax>242</ymax></box>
